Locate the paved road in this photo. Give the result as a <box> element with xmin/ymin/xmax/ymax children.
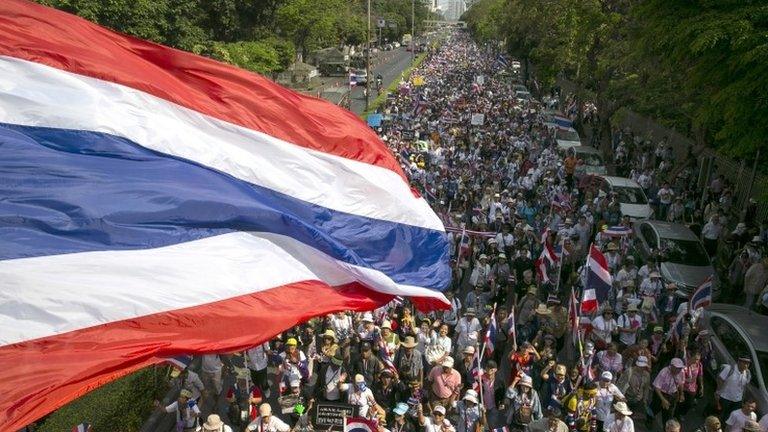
<box><xmin>348</xmin><ymin>47</ymin><xmax>415</xmax><ymax>115</ymax></box>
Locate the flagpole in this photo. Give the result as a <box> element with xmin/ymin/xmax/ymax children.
<box><xmin>553</xmin><ymin>236</ymin><xmax>566</xmax><ymax>294</ymax></box>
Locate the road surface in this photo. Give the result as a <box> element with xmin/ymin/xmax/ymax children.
<box><xmin>348</xmin><ymin>47</ymin><xmax>415</xmax><ymax>115</ymax></box>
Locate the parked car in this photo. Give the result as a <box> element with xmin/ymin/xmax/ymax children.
<box><xmin>514</xmin><ymin>90</ymin><xmax>531</xmax><ymax>102</ymax></box>
<box><xmin>513</xmin><ymin>84</ymin><xmax>528</xmax><ymax>93</ymax></box>
<box><xmin>634</xmin><ymin>220</ymin><xmax>718</xmax><ymax>298</ymax></box>
<box><xmin>555</xmin><ymin>127</ymin><xmax>582</xmax><ymax>151</ymax></box>
<box><xmin>350</xmin><ymin>68</ymin><xmax>367</xmax><ymax>85</ymax></box>
<box><xmin>593</xmin><ymin>176</ymin><xmax>653</xmax><ymax>220</ymax></box>
<box><xmin>571</xmin><ymin>146</ymin><xmax>606</xmax><ymax>177</ymax></box>
<box><xmin>700</xmin><ymin>304</ymin><xmax>768</xmax><ymax>414</ymax></box>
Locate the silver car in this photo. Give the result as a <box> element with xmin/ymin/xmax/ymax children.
<box><xmin>634</xmin><ymin>220</ymin><xmax>719</xmax><ymax>298</ymax></box>
<box><xmin>700</xmin><ymin>304</ymin><xmax>768</xmax><ymax>415</ymax></box>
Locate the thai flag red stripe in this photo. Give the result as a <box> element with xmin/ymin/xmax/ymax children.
<box><xmin>0</xmin><ymin>0</ymin><xmax>405</xmax><ymax>178</ymax></box>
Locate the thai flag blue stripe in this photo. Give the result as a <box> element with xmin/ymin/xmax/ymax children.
<box><xmin>0</xmin><ymin>123</ymin><xmax>450</xmax><ymax>290</ymax></box>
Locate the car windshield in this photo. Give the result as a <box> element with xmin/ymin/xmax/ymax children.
<box><xmin>577</xmin><ymin>152</ymin><xmax>604</xmax><ymax>166</ymax></box>
<box><xmin>613</xmin><ymin>185</ymin><xmax>648</xmax><ymax>205</ymax></box>
<box><xmin>658</xmin><ymin>238</ymin><xmax>711</xmax><ymax>266</ymax></box>
<box><xmin>556</xmin><ymin>129</ymin><xmax>580</xmax><ymax>142</ymax></box>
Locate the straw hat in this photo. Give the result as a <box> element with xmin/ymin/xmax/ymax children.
<box><xmin>535</xmin><ymin>304</ymin><xmax>551</xmax><ymax>315</ymax></box>
<box><xmin>259</xmin><ymin>403</ymin><xmax>272</xmax><ymax>416</ymax></box>
<box><xmin>203</xmin><ymin>414</ymin><xmax>225</xmax><ymax>431</ymax></box>
<box><xmin>613</xmin><ymin>401</ymin><xmax>632</xmax><ymax>416</ymax></box>
<box><xmin>401</xmin><ymin>335</ymin><xmax>418</xmax><ymax>348</ymax></box>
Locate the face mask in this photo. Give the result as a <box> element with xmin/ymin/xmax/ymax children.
<box><xmin>357</xmin><ymin>382</ymin><xmax>367</xmax><ymax>392</ymax></box>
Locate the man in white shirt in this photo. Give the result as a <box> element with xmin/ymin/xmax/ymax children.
<box><xmin>455</xmin><ymin>308</ymin><xmax>481</xmax><ymax>355</ymax></box>
<box><xmin>247</xmin><ymin>342</ymin><xmax>271</xmax><ymax>397</ymax></box>
<box><xmin>345</xmin><ymin>374</ymin><xmax>379</xmax><ymax>418</ymax></box>
<box><xmin>591</xmin><ymin>307</ymin><xmax>618</xmax><ymax>348</ymax></box>
<box><xmin>201</xmin><ymin>354</ymin><xmax>224</xmax><ymax>397</ymax></box>
<box><xmin>617</xmin><ymin>304</ymin><xmax>643</xmax><ymax>348</ymax></box>
<box><xmin>419</xmin><ymin>403</ymin><xmax>456</xmax><ymax>432</ymax></box>
<box><xmin>603</xmin><ymin>401</ymin><xmax>634</xmax><ymax>432</ymax></box>
<box><xmin>725</xmin><ymin>399</ymin><xmax>757</xmax><ymax>432</ymax></box>
<box><xmin>159</xmin><ymin>389</ymin><xmax>200</xmax><ymax>431</ymax></box>
<box><xmin>595</xmin><ymin>372</ymin><xmax>626</xmax><ymax>428</ymax></box>
<box><xmin>247</xmin><ymin>403</ymin><xmax>291</xmax><ymax>432</ymax></box>
<box><xmin>718</xmin><ymin>358</ymin><xmax>753</xmax><ymax>419</ymax></box>
<box><xmin>702</xmin><ymin>214</ymin><xmax>724</xmax><ymax>256</ymax></box>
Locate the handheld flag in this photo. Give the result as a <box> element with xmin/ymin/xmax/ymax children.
<box><xmin>73</xmin><ymin>423</ymin><xmax>91</xmax><ymax>432</ymax></box>
<box><xmin>162</xmin><ymin>355</ymin><xmax>193</xmax><ymax>371</ymax></box>
<box><xmin>0</xmin><ymin>1</ymin><xmax>450</xmax><ymax>429</ymax></box>
<box><xmin>569</xmin><ymin>287</ymin><xmax>580</xmax><ymax>346</ymax></box>
<box><xmin>344</xmin><ymin>417</ymin><xmax>378</xmax><ymax>432</ymax></box>
<box><xmin>690</xmin><ymin>277</ymin><xmax>713</xmax><ymax>311</ymax></box>
<box><xmin>586</xmin><ymin>245</ymin><xmax>612</xmax><ymax>304</ymax></box>
<box><xmin>483</xmin><ymin>304</ymin><xmax>498</xmax><ymax>357</ymax></box>
<box><xmin>603</xmin><ymin>226</ymin><xmax>632</xmax><ymax>237</ymax></box>
<box><xmin>507</xmin><ymin>307</ymin><xmax>517</xmax><ymax>351</ymax></box>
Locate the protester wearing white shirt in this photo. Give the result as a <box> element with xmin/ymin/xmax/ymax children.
<box><xmin>595</xmin><ymin>372</ymin><xmax>626</xmax><ymax>425</ymax></box>
<box><xmin>603</xmin><ymin>401</ymin><xmax>634</xmax><ymax>432</ymax></box>
<box><xmin>725</xmin><ymin>399</ymin><xmax>758</xmax><ymax>432</ymax></box>
<box><xmin>247</xmin><ymin>403</ymin><xmax>290</xmax><ymax>432</ymax></box>
<box><xmin>718</xmin><ymin>359</ymin><xmax>753</xmax><ymax>417</ymax></box>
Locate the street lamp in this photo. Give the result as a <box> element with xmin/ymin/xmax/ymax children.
<box><xmin>365</xmin><ymin>0</ymin><xmax>371</xmax><ymax>112</ymax></box>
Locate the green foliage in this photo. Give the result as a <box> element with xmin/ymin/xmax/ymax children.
<box><xmin>219</xmin><ymin>40</ymin><xmax>282</xmax><ymax>74</ymax></box>
<box><xmin>463</xmin><ymin>0</ymin><xmax>768</xmax><ymax>164</ymax></box>
<box><xmin>36</xmin><ymin>368</ymin><xmax>168</xmax><ymax>432</ymax></box>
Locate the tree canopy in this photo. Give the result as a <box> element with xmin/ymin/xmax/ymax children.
<box><xmin>37</xmin><ymin>0</ymin><xmax>437</xmax><ymax>75</ymax></box>
<box><xmin>463</xmin><ymin>0</ymin><xmax>768</xmax><ymax>162</ymax></box>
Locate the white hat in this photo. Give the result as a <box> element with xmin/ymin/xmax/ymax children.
<box><xmin>636</xmin><ymin>356</ymin><xmax>649</xmax><ymax>367</ymax></box>
<box><xmin>463</xmin><ymin>389</ymin><xmax>479</xmax><ymax>403</ymax></box>
<box><xmin>203</xmin><ymin>414</ymin><xmax>225</xmax><ymax>431</ymax></box>
<box><xmin>361</xmin><ymin>312</ymin><xmax>374</xmax><ymax>322</ymax></box>
<box><xmin>259</xmin><ymin>403</ymin><xmax>272</xmax><ymax>416</ymax></box>
<box><xmin>354</xmin><ymin>374</ymin><xmax>365</xmax><ymax>383</ymax></box>
<box><xmin>600</xmin><ymin>371</ymin><xmax>613</xmax><ymax>381</ymax></box>
<box><xmin>433</xmin><ymin>405</ymin><xmax>446</xmax><ymax>415</ymax></box>
<box><xmin>671</xmin><ymin>358</ymin><xmax>685</xmax><ymax>368</ymax></box>
<box><xmin>290</xmin><ymin>378</ymin><xmax>301</xmax><ymax>387</ymax></box>
<box><xmin>518</xmin><ymin>374</ymin><xmax>533</xmax><ymax>387</ymax></box>
<box><xmin>441</xmin><ymin>356</ymin><xmax>455</xmax><ymax>368</ymax></box>
<box><xmin>613</xmin><ymin>401</ymin><xmax>632</xmax><ymax>416</ymax></box>
<box><xmin>463</xmin><ymin>346</ymin><xmax>476</xmax><ymax>355</ymax></box>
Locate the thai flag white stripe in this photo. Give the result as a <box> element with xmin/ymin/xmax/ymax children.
<box><xmin>588</xmin><ymin>254</ymin><xmax>612</xmax><ymax>285</ymax></box>
<box><xmin>0</xmin><ymin>55</ymin><xmax>442</xmax><ymax>231</ymax></box>
<box><xmin>0</xmin><ymin>232</ymin><xmax>448</xmax><ymax>346</ymax></box>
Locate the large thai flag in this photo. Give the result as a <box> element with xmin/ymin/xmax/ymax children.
<box><xmin>0</xmin><ymin>1</ymin><xmax>450</xmax><ymax>429</ymax></box>
<box><xmin>585</xmin><ymin>245</ymin><xmax>613</xmax><ymax>304</ymax></box>
<box><xmin>690</xmin><ymin>276</ymin><xmax>713</xmax><ymax>311</ymax></box>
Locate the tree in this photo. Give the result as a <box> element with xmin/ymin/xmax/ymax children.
<box><xmin>275</xmin><ymin>0</ymin><xmax>344</xmax><ymax>61</ymax></box>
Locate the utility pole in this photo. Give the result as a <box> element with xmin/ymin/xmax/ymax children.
<box><xmin>365</xmin><ymin>0</ymin><xmax>371</xmax><ymax>112</ymax></box>
<box><xmin>411</xmin><ymin>0</ymin><xmax>415</xmax><ymax>62</ymax></box>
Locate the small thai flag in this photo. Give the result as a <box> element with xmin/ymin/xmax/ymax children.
<box><xmin>162</xmin><ymin>355</ymin><xmax>193</xmax><ymax>371</ymax></box>
<box><xmin>484</xmin><ymin>309</ymin><xmax>497</xmax><ymax>357</ymax></box>
<box><xmin>690</xmin><ymin>277</ymin><xmax>713</xmax><ymax>311</ymax></box>
<box><xmin>603</xmin><ymin>226</ymin><xmax>632</xmax><ymax>237</ymax></box>
<box><xmin>73</xmin><ymin>422</ymin><xmax>91</xmax><ymax>432</ymax></box>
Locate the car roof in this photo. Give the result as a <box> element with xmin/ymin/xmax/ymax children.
<box><xmin>599</xmin><ymin>176</ymin><xmax>641</xmax><ymax>188</ymax></box>
<box><xmin>572</xmin><ymin>146</ymin><xmax>601</xmax><ymax>155</ymax></box>
<box><xmin>708</xmin><ymin>304</ymin><xmax>768</xmax><ymax>352</ymax></box>
<box><xmin>640</xmin><ymin>220</ymin><xmax>698</xmax><ymax>241</ymax></box>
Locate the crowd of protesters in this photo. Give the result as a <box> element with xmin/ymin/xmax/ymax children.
<box><xmin>149</xmin><ymin>33</ymin><xmax>768</xmax><ymax>432</ymax></box>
